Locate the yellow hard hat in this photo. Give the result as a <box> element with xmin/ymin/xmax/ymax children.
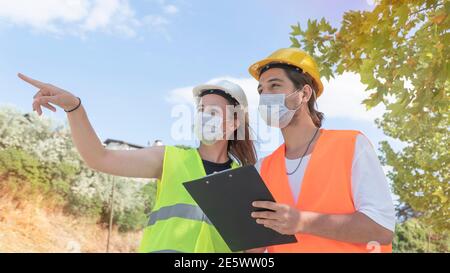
<box><xmin>248</xmin><ymin>48</ymin><xmax>324</xmax><ymax>97</ymax></box>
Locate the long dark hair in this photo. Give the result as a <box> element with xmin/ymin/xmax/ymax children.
<box><xmin>228</xmin><ymin>110</ymin><xmax>257</xmax><ymax>166</ymax></box>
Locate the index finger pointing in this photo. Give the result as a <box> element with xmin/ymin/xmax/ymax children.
<box><xmin>18</xmin><ymin>73</ymin><xmax>46</xmax><ymax>89</ymax></box>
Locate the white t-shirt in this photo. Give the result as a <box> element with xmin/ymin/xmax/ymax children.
<box><xmin>255</xmin><ymin>134</ymin><xmax>396</xmax><ymax>232</ymax></box>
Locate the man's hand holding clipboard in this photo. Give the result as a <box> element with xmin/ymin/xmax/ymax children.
<box><xmin>183</xmin><ymin>165</ymin><xmax>297</xmax><ymax>252</ymax></box>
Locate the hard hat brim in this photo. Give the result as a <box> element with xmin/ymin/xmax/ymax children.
<box><xmin>192</xmin><ymin>84</ymin><xmax>248</xmax><ymax>108</ymax></box>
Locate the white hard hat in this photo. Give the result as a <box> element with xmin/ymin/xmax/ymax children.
<box><xmin>192</xmin><ymin>80</ymin><xmax>248</xmax><ymax>108</ymax></box>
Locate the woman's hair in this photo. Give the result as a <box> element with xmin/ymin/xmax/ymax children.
<box><xmin>228</xmin><ymin>110</ymin><xmax>257</xmax><ymax>166</ymax></box>
<box><xmin>261</xmin><ymin>63</ymin><xmax>325</xmax><ymax>128</ymax></box>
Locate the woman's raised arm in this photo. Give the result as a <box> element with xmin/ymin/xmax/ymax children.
<box><xmin>18</xmin><ymin>73</ymin><xmax>164</xmax><ymax>179</ymax></box>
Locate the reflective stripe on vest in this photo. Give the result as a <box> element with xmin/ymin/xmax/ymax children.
<box><xmin>147</xmin><ymin>204</ymin><xmax>212</xmax><ymax>226</ymax></box>
<box><xmin>260</xmin><ymin>129</ymin><xmax>392</xmax><ymax>253</ymax></box>
<box><xmin>149</xmin><ymin>250</ymin><xmax>184</xmax><ymax>253</ymax></box>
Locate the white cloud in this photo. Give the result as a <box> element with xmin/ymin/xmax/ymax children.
<box><xmin>142</xmin><ymin>14</ymin><xmax>170</xmax><ymax>28</ymax></box>
<box><xmin>81</xmin><ymin>0</ymin><xmax>140</xmax><ymax>38</ymax></box>
<box><xmin>83</xmin><ymin>0</ymin><xmax>133</xmax><ymax>33</ymax></box>
<box><xmin>0</xmin><ymin>0</ymin><xmax>179</xmax><ymax>38</ymax></box>
<box><xmin>165</xmin><ymin>85</ymin><xmax>194</xmax><ymax>105</ymax></box>
<box><xmin>366</xmin><ymin>0</ymin><xmax>380</xmax><ymax>5</ymax></box>
<box><xmin>318</xmin><ymin>72</ymin><xmax>385</xmax><ymax>122</ymax></box>
<box><xmin>163</xmin><ymin>4</ymin><xmax>179</xmax><ymax>15</ymax></box>
<box><xmin>0</xmin><ymin>0</ymin><xmax>89</xmax><ymax>33</ymax></box>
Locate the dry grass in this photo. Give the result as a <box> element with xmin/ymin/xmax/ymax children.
<box><xmin>0</xmin><ymin>189</ymin><xmax>143</xmax><ymax>253</ymax></box>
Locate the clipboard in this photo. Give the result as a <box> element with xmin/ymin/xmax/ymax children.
<box><xmin>183</xmin><ymin>165</ymin><xmax>297</xmax><ymax>252</ymax></box>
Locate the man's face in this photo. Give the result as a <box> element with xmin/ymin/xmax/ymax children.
<box><xmin>257</xmin><ymin>68</ymin><xmax>302</xmax><ymax>111</ymax></box>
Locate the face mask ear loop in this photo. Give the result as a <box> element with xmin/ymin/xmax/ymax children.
<box><xmin>312</xmin><ymin>87</ymin><xmax>319</xmax><ymax>110</ymax></box>
<box><xmin>305</xmin><ymin>86</ymin><xmax>319</xmax><ymax>122</ymax></box>
<box><xmin>286</xmin><ymin>87</ymin><xmax>305</xmax><ymax>111</ymax></box>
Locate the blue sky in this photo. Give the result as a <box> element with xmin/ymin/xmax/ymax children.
<box><xmin>0</xmin><ymin>0</ymin><xmax>399</xmax><ymax>159</ymax></box>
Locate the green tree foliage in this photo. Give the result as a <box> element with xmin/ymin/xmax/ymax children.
<box><xmin>393</xmin><ymin>218</ymin><xmax>449</xmax><ymax>252</ymax></box>
<box><xmin>0</xmin><ymin>147</ymin><xmax>49</xmax><ymax>194</ymax></box>
<box><xmin>0</xmin><ymin>106</ymin><xmax>157</xmax><ymax>232</ymax></box>
<box><xmin>290</xmin><ymin>0</ymin><xmax>449</xmax><ymax>233</ymax></box>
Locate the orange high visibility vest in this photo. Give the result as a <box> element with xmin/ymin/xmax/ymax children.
<box><xmin>260</xmin><ymin>129</ymin><xmax>392</xmax><ymax>253</ymax></box>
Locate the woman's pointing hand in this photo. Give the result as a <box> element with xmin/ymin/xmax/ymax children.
<box><xmin>18</xmin><ymin>73</ymin><xmax>80</xmax><ymax>115</ymax></box>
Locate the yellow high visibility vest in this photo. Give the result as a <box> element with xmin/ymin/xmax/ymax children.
<box><xmin>138</xmin><ymin>145</ymin><xmax>240</xmax><ymax>253</ymax></box>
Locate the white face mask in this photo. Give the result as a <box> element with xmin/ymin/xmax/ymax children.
<box><xmin>258</xmin><ymin>89</ymin><xmax>303</xmax><ymax>128</ymax></box>
<box><xmin>194</xmin><ymin>112</ymin><xmax>224</xmax><ymax>145</ymax></box>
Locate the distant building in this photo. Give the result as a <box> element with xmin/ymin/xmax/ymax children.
<box><xmin>103</xmin><ymin>139</ymin><xmax>145</xmax><ymax>150</ymax></box>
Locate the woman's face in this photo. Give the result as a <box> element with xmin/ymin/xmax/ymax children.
<box><xmin>197</xmin><ymin>94</ymin><xmax>239</xmax><ymax>141</ymax></box>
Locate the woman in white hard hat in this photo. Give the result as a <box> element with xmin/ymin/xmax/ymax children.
<box><xmin>17</xmin><ymin>73</ymin><xmax>257</xmax><ymax>253</ymax></box>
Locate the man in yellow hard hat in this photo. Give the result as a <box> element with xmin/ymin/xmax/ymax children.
<box><xmin>248</xmin><ymin>48</ymin><xmax>395</xmax><ymax>253</ymax></box>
